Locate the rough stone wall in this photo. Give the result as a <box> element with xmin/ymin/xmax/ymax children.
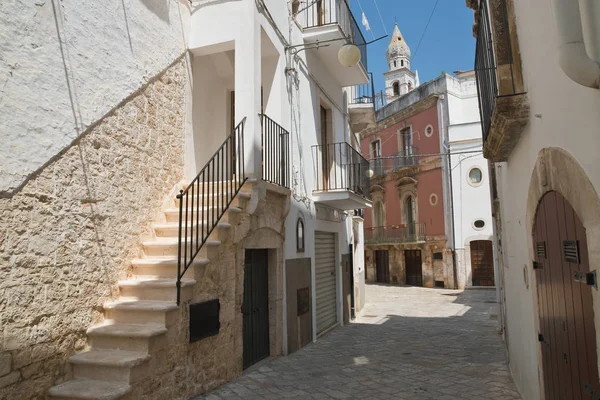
<box><xmin>126</xmin><ymin>183</ymin><xmax>289</xmax><ymax>400</ymax></box>
<box><xmin>0</xmin><ymin>58</ymin><xmax>187</xmax><ymax>398</ymax></box>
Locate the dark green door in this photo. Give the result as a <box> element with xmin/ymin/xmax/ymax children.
<box><xmin>242</xmin><ymin>249</ymin><xmax>270</xmax><ymax>369</ymax></box>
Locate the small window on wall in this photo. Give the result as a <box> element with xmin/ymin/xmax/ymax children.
<box><xmin>468</xmin><ymin>167</ymin><xmax>483</xmax><ymax>186</ymax></box>
<box><xmin>473</xmin><ymin>219</ymin><xmax>486</xmax><ymax>230</ymax></box>
<box><xmin>433</xmin><ymin>252</ymin><xmax>443</xmax><ymax>260</ymax></box>
<box><xmin>429</xmin><ymin>193</ymin><xmax>438</xmax><ymax>206</ymax></box>
<box><xmin>425</xmin><ymin>125</ymin><xmax>434</xmax><ymax>137</ymax></box>
<box><xmin>296</xmin><ymin>218</ymin><xmax>305</xmax><ymax>252</ymax></box>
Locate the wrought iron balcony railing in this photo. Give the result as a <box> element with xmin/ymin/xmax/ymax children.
<box><xmin>312</xmin><ymin>142</ymin><xmax>370</xmax><ymax>200</ymax></box>
<box><xmin>364</xmin><ymin>223</ymin><xmax>426</xmax><ymax>244</ymax></box>
<box><xmin>370</xmin><ymin>147</ymin><xmax>418</xmax><ymax>177</ymax></box>
<box><xmin>474</xmin><ymin>0</ymin><xmax>522</xmax><ymax>142</ymax></box>
<box><xmin>301</xmin><ymin>0</ymin><xmax>368</xmax><ymax>71</ymax></box>
<box><xmin>349</xmin><ymin>73</ymin><xmax>375</xmax><ymax>106</ymax></box>
<box><xmin>260</xmin><ymin>114</ymin><xmax>290</xmax><ymax>189</ymax></box>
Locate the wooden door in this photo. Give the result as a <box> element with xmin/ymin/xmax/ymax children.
<box><xmin>534</xmin><ymin>191</ymin><xmax>600</xmax><ymax>399</ymax></box>
<box><xmin>405</xmin><ymin>249</ymin><xmax>422</xmax><ymax>286</ymax></box>
<box><xmin>375</xmin><ymin>250</ymin><xmax>390</xmax><ymax>283</ymax></box>
<box><xmin>242</xmin><ymin>249</ymin><xmax>270</xmax><ymax>369</ymax></box>
<box><xmin>471</xmin><ymin>240</ymin><xmax>495</xmax><ymax>286</ymax></box>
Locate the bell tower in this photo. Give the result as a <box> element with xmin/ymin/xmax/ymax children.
<box><xmin>383</xmin><ymin>23</ymin><xmax>416</xmax><ymax>102</ymax></box>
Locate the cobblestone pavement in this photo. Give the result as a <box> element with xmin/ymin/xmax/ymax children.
<box><xmin>194</xmin><ymin>284</ymin><xmax>522</xmax><ymax>400</ymax></box>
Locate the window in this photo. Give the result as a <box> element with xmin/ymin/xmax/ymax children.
<box><xmin>401</xmin><ymin>60</ymin><xmax>404</xmax><ymax>67</ymax></box>
<box><xmin>433</xmin><ymin>252</ymin><xmax>443</xmax><ymax>260</ymax></box>
<box><xmin>370</xmin><ymin>140</ymin><xmax>381</xmax><ymax>158</ymax></box>
<box><xmin>394</xmin><ymin>60</ymin><xmax>397</xmax><ymax>68</ymax></box>
<box><xmin>468</xmin><ymin>167</ymin><xmax>483</xmax><ymax>186</ymax></box>
<box><xmin>374</xmin><ymin>201</ymin><xmax>384</xmax><ymax>227</ymax></box>
<box><xmin>393</xmin><ymin>81</ymin><xmax>400</xmax><ymax>96</ymax></box>
<box><xmin>429</xmin><ymin>193</ymin><xmax>438</xmax><ymax>206</ymax></box>
<box><xmin>473</xmin><ymin>219</ymin><xmax>486</xmax><ymax>230</ymax></box>
<box><xmin>407</xmin><ymin>82</ymin><xmax>412</xmax><ymax>91</ymax></box>
<box><xmin>425</xmin><ymin>124</ymin><xmax>434</xmax><ymax>137</ymax></box>
<box><xmin>296</xmin><ymin>218</ymin><xmax>305</xmax><ymax>252</ymax></box>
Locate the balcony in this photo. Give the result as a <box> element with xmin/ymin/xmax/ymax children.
<box><xmin>312</xmin><ymin>142</ymin><xmax>372</xmax><ymax>210</ymax></box>
<box><xmin>347</xmin><ymin>73</ymin><xmax>377</xmax><ymax>133</ymax></box>
<box><xmin>474</xmin><ymin>0</ymin><xmax>529</xmax><ymax>162</ymax></box>
<box><xmin>370</xmin><ymin>147</ymin><xmax>418</xmax><ymax>177</ymax></box>
<box><xmin>297</xmin><ymin>0</ymin><xmax>369</xmax><ymax>86</ymax></box>
<box><xmin>364</xmin><ymin>224</ymin><xmax>426</xmax><ymax>245</ymax></box>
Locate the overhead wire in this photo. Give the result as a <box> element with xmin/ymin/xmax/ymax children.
<box><xmin>355</xmin><ymin>0</ymin><xmax>376</xmax><ymax>40</ymax></box>
<box><xmin>412</xmin><ymin>0</ymin><xmax>440</xmax><ymax>61</ymax></box>
<box><xmin>372</xmin><ymin>0</ymin><xmax>388</xmax><ymax>35</ymax></box>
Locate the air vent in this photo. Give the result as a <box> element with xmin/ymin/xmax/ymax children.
<box><xmin>563</xmin><ymin>240</ymin><xmax>580</xmax><ymax>264</ymax></box>
<box><xmin>536</xmin><ymin>242</ymin><xmax>546</xmax><ymax>259</ymax></box>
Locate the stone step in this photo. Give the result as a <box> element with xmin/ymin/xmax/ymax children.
<box><xmin>48</xmin><ymin>379</ymin><xmax>131</xmax><ymax>400</ymax></box>
<box><xmin>175</xmin><ymin>191</ymin><xmax>250</xmax><ymax>207</ymax></box>
<box><xmin>153</xmin><ymin>221</ymin><xmax>231</xmax><ymax>240</ymax></box>
<box><xmin>118</xmin><ymin>278</ymin><xmax>195</xmax><ymax>302</ymax></box>
<box><xmin>142</xmin><ymin>238</ymin><xmax>221</xmax><ymax>258</ymax></box>
<box><xmin>131</xmin><ymin>257</ymin><xmax>209</xmax><ymax>279</ymax></box>
<box><xmin>164</xmin><ymin>206</ymin><xmax>241</xmax><ymax>223</ymax></box>
<box><xmin>104</xmin><ymin>299</ymin><xmax>180</xmax><ymax>325</ymax></box>
<box><xmin>70</xmin><ymin>349</ymin><xmax>150</xmax><ymax>384</ymax></box>
<box><xmin>87</xmin><ymin>322</ymin><xmax>167</xmax><ymax>353</ymax></box>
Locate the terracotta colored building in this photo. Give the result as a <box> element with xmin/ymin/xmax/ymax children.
<box><xmin>359</xmin><ymin>26</ymin><xmax>455</xmax><ymax>288</ymax></box>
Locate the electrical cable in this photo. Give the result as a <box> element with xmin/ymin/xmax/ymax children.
<box><xmin>355</xmin><ymin>0</ymin><xmax>376</xmax><ymax>40</ymax></box>
<box><xmin>372</xmin><ymin>0</ymin><xmax>388</xmax><ymax>35</ymax></box>
<box><xmin>413</xmin><ymin>0</ymin><xmax>440</xmax><ymax>61</ymax></box>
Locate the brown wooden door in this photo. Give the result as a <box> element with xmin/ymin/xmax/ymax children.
<box><xmin>471</xmin><ymin>240</ymin><xmax>495</xmax><ymax>286</ymax></box>
<box><xmin>534</xmin><ymin>191</ymin><xmax>600</xmax><ymax>399</ymax></box>
<box><xmin>405</xmin><ymin>250</ymin><xmax>422</xmax><ymax>286</ymax></box>
<box><xmin>375</xmin><ymin>250</ymin><xmax>390</xmax><ymax>283</ymax></box>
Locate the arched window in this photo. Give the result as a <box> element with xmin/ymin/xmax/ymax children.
<box><xmin>394</xmin><ymin>60</ymin><xmax>397</xmax><ymax>68</ymax></box>
<box><xmin>408</xmin><ymin>82</ymin><xmax>413</xmax><ymax>91</ymax></box>
<box><xmin>393</xmin><ymin>81</ymin><xmax>400</xmax><ymax>96</ymax></box>
<box><xmin>401</xmin><ymin>60</ymin><xmax>404</xmax><ymax>67</ymax></box>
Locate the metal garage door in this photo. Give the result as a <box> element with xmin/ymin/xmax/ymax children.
<box><xmin>315</xmin><ymin>231</ymin><xmax>337</xmax><ymax>335</ymax></box>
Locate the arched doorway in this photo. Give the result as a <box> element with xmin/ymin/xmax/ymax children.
<box><xmin>533</xmin><ymin>190</ymin><xmax>600</xmax><ymax>398</ymax></box>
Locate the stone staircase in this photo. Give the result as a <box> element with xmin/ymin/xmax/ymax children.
<box><xmin>47</xmin><ymin>181</ymin><xmax>251</xmax><ymax>400</ymax></box>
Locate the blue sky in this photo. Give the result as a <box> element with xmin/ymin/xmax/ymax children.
<box><xmin>349</xmin><ymin>0</ymin><xmax>476</xmax><ymax>94</ymax></box>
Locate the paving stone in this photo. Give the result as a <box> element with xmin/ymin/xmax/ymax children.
<box><xmin>193</xmin><ymin>285</ymin><xmax>522</xmax><ymax>399</ymax></box>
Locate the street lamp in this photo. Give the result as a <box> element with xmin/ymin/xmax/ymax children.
<box><xmin>338</xmin><ymin>43</ymin><xmax>361</xmax><ymax>67</ymax></box>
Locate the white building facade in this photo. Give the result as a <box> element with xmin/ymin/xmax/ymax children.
<box><xmin>0</xmin><ymin>0</ymin><xmax>371</xmax><ymax>398</ymax></box>
<box><xmin>447</xmin><ymin>71</ymin><xmax>496</xmax><ymax>290</ymax></box>
<box><xmin>468</xmin><ymin>0</ymin><xmax>600</xmax><ymax>398</ymax></box>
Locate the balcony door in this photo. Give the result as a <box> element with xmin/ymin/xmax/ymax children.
<box><xmin>400</xmin><ymin>129</ymin><xmax>412</xmax><ymax>166</ymax></box>
<box><xmin>316</xmin><ymin>0</ymin><xmax>325</xmax><ymax>25</ymax></box>
<box><xmin>405</xmin><ymin>196</ymin><xmax>416</xmax><ymax>239</ymax></box>
<box><xmin>320</xmin><ymin>105</ymin><xmax>331</xmax><ymax>190</ymax></box>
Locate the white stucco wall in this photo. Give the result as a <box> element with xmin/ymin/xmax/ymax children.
<box><xmin>447</xmin><ymin>73</ymin><xmax>494</xmax><ymax>288</ymax></box>
<box><xmin>489</xmin><ymin>0</ymin><xmax>600</xmax><ymax>398</ymax></box>
<box><xmin>187</xmin><ymin>0</ymin><xmax>359</xmax><ymax>344</ymax></box>
<box><xmin>0</xmin><ymin>0</ymin><xmax>189</xmax><ymax>195</ymax></box>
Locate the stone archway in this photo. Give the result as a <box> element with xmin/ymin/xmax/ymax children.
<box><xmin>526</xmin><ymin>147</ymin><xmax>600</xmax><ymax>382</ymax></box>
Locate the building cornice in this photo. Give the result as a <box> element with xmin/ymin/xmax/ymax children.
<box><xmin>360</xmin><ymin>95</ymin><xmax>440</xmax><ymax>140</ymax></box>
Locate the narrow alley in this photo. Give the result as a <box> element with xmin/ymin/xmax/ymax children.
<box><xmin>195</xmin><ymin>285</ymin><xmax>521</xmax><ymax>400</ymax></box>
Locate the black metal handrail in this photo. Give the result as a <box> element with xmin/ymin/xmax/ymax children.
<box><xmin>312</xmin><ymin>142</ymin><xmax>370</xmax><ymax>199</ymax></box>
<box><xmin>364</xmin><ymin>223</ymin><xmax>426</xmax><ymax>244</ymax></box>
<box><xmin>302</xmin><ymin>0</ymin><xmax>368</xmax><ymax>71</ymax></box>
<box><xmin>349</xmin><ymin>72</ymin><xmax>376</xmax><ymax>105</ymax></box>
<box><xmin>176</xmin><ymin>117</ymin><xmax>247</xmax><ymax>305</ymax></box>
<box><xmin>260</xmin><ymin>114</ymin><xmax>290</xmax><ymax>189</ymax></box>
<box><xmin>370</xmin><ymin>147</ymin><xmax>418</xmax><ymax>177</ymax></box>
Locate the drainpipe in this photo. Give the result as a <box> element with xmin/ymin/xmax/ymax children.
<box><xmin>551</xmin><ymin>0</ymin><xmax>600</xmax><ymax>88</ymax></box>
